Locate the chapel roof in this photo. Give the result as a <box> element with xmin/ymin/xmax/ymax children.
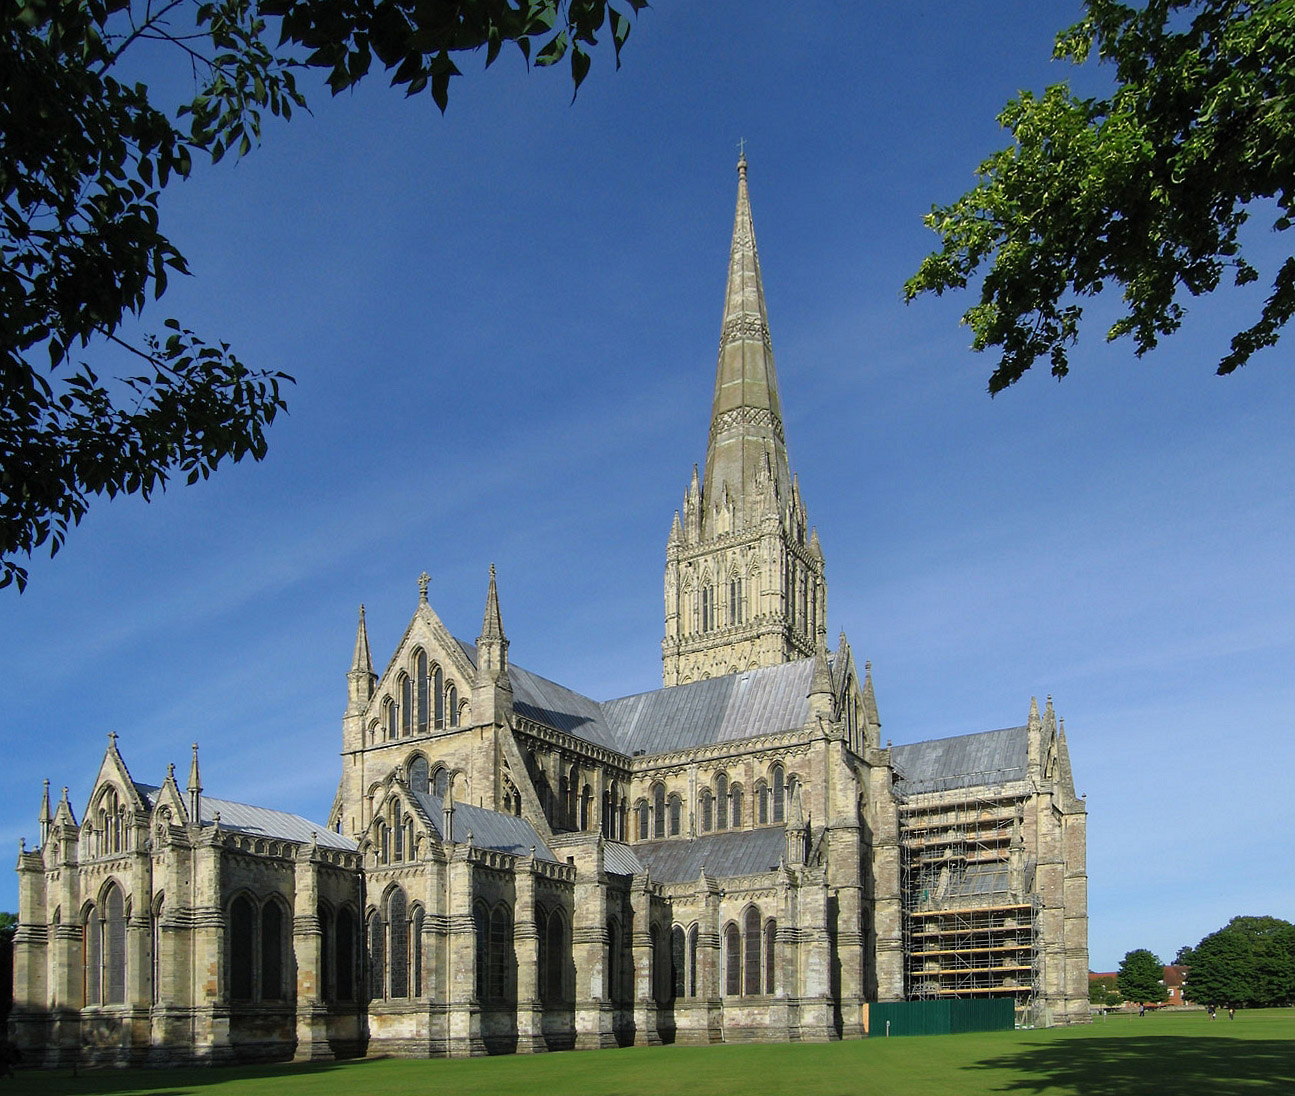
<box><xmin>132</xmin><ymin>782</ymin><xmax>355</xmax><ymax>851</ymax></box>
<box><xmin>411</xmin><ymin>789</ymin><xmax>557</xmax><ymax>862</ymax></box>
<box><xmin>629</xmin><ymin>826</ymin><xmax>788</xmax><ymax>883</ymax></box>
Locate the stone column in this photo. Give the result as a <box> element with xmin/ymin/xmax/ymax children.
<box><xmin>697</xmin><ymin>870</ymin><xmax>724</xmax><ymax>1042</ymax></box>
<box><xmin>445</xmin><ymin>848</ymin><xmax>483</xmax><ymax>1056</ymax></box>
<box><xmin>189</xmin><ymin>830</ymin><xmax>232</xmax><ymax>1063</ymax></box>
<box><xmin>567</xmin><ymin>840</ymin><xmax>614</xmax><ymax>1049</ymax></box>
<box><xmin>293</xmin><ymin>841</ymin><xmax>329</xmax><ymax>1061</ymax></box>
<box><xmin>513</xmin><ymin>855</ymin><xmax>545</xmax><ymax>1052</ymax></box>
<box><xmin>629</xmin><ymin>875</ymin><xmax>660</xmax><ymax>1046</ymax></box>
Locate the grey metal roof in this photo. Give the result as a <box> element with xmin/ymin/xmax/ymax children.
<box><xmin>890</xmin><ymin>727</ymin><xmax>1029</xmax><ymax>794</ymax></box>
<box><xmin>200</xmin><ymin>795</ymin><xmax>356</xmax><ymax>851</ymax></box>
<box><xmin>603</xmin><ymin>841</ymin><xmax>645</xmax><ymax>876</ymax></box>
<box><xmin>457</xmin><ymin>641</ymin><xmax>620</xmax><ymax>750</ymax></box>
<box><xmin>456</xmin><ymin>640</ymin><xmax>817</xmax><ymax>758</ymax></box>
<box><xmin>601</xmin><ymin>660</ymin><xmax>815</xmax><ymax>756</ymax></box>
<box><xmin>632</xmin><ymin>827</ymin><xmax>787</xmax><ymax>883</ymax></box>
<box><xmin>410</xmin><ymin>790</ymin><xmax>557</xmax><ymax>862</ymax></box>
<box><xmin>948</xmin><ymin>863</ymin><xmax>1010</xmax><ymax>899</ymax></box>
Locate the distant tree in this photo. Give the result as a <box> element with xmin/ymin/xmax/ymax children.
<box><xmin>904</xmin><ymin>0</ymin><xmax>1295</xmax><ymax>394</ymax></box>
<box><xmin>1185</xmin><ymin>915</ymin><xmax>1295</xmax><ymax>1007</ymax></box>
<box><xmin>1174</xmin><ymin>944</ymin><xmax>1196</xmax><ymax>966</ymax></box>
<box><xmin>1117</xmin><ymin>948</ymin><xmax>1167</xmax><ymax>1005</ymax></box>
<box><xmin>2</xmin><ymin>0</ymin><xmax>645</xmax><ymax>591</ymax></box>
<box><xmin>1089</xmin><ymin>974</ymin><xmax>1122</xmax><ymax>1008</ymax></box>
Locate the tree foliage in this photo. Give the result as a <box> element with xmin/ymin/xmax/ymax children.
<box><xmin>1117</xmin><ymin>948</ymin><xmax>1168</xmax><ymax>1004</ymax></box>
<box><xmin>904</xmin><ymin>0</ymin><xmax>1295</xmax><ymax>394</ymax></box>
<box><xmin>1</xmin><ymin>0</ymin><xmax>644</xmax><ymax>591</ymax></box>
<box><xmin>1089</xmin><ymin>973</ymin><xmax>1123</xmax><ymax>1007</ymax></box>
<box><xmin>1184</xmin><ymin>915</ymin><xmax>1295</xmax><ymax>1007</ymax></box>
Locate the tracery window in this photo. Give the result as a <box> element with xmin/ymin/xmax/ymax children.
<box><xmin>368</xmin><ymin>911</ymin><xmax>385</xmax><ymax>1001</ymax></box>
<box><xmin>652</xmin><ymin>784</ymin><xmax>666</xmax><ymax>839</ymax></box>
<box><xmin>671</xmin><ymin>925</ymin><xmax>686</xmax><ymax>1001</ymax></box>
<box><xmin>764</xmin><ymin>918</ymin><xmax>777</xmax><ymax>996</ymax></box>
<box><xmin>408</xmin><ymin>755</ymin><xmax>429</xmax><ymax>796</ymax></box>
<box><xmin>411</xmin><ymin>906</ymin><xmax>425</xmax><ymax>998</ymax></box>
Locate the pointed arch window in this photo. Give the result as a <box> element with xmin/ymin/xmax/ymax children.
<box><xmin>607</xmin><ymin>918</ymin><xmax>621</xmax><ymax>1003</ymax></box>
<box><xmin>635</xmin><ymin>800</ymin><xmax>649</xmax><ymax>840</ymax></box>
<box><xmin>772</xmin><ymin>764</ymin><xmax>785</xmax><ymax>824</ymax></box>
<box><xmin>687</xmin><ymin>924</ymin><xmax>699</xmax><ymax>998</ymax></box>
<box><xmin>699</xmin><ymin>789</ymin><xmax>713</xmax><ymax>833</ymax></box>
<box><xmin>489</xmin><ymin>904</ymin><xmax>512</xmax><ymax>1003</ymax></box>
<box><xmin>261</xmin><ymin>901</ymin><xmax>285</xmax><ymax>1001</ymax></box>
<box><xmin>652</xmin><ymin>784</ymin><xmax>666</xmax><ymax>839</ymax></box>
<box><xmin>336</xmin><ymin>907</ymin><xmax>356</xmax><ymax>1002</ymax></box>
<box><xmin>447</xmin><ymin>683</ymin><xmax>459</xmax><ymax>726</ymax></box>
<box><xmin>730</xmin><ymin>784</ymin><xmax>743</xmax><ymax>829</ymax></box>
<box><xmin>756</xmin><ymin>780</ymin><xmax>770</xmax><ymax>825</ymax></box>
<box><xmin>729</xmin><ymin>576</ymin><xmax>742</xmax><ymax>625</ymax></box>
<box><xmin>415</xmin><ymin>650</ymin><xmax>429</xmax><ymax>732</ymax></box>
<box><xmin>543</xmin><ymin>910</ymin><xmax>566</xmax><ymax>1004</ymax></box>
<box><xmin>368</xmin><ymin>911</ymin><xmax>385</xmax><ymax>1001</ymax></box>
<box><xmin>399</xmin><ymin>673</ymin><xmax>412</xmax><ymax>736</ymax></box>
<box><xmin>409</xmin><ymin>755</ymin><xmax>429</xmax><ymax>796</ymax></box>
<box><xmin>388</xmin><ymin>888</ymin><xmax>409</xmax><ymax>999</ymax></box>
<box><xmin>668</xmin><ymin>793</ymin><xmax>682</xmax><ymax>837</ymax></box>
<box><xmin>229</xmin><ymin>895</ymin><xmax>255</xmax><ymax>1002</ymax></box>
<box><xmin>433</xmin><ymin>666</ymin><xmax>445</xmax><ymax>728</ymax></box>
<box><xmin>671</xmin><ymin>925</ymin><xmax>686</xmax><ymax>1001</ymax></box>
<box><xmin>724</xmin><ymin>923</ymin><xmax>740</xmax><ymax>996</ymax></box>
<box><xmin>385</xmin><ymin>699</ymin><xmax>397</xmax><ymax>742</ymax></box>
<box><xmin>764</xmin><ymin>918</ymin><xmax>777</xmax><ymax>995</ymax></box>
<box><xmin>473</xmin><ymin>901</ymin><xmax>489</xmax><ymax>1001</ymax></box>
<box><xmin>433</xmin><ymin>766</ymin><xmax>449</xmax><ymax>798</ymax></box>
<box><xmin>715</xmin><ymin>774</ymin><xmax>729</xmax><ymax>831</ymax></box>
<box><xmin>743</xmin><ymin>906</ymin><xmax>761</xmax><ymax>995</ymax></box>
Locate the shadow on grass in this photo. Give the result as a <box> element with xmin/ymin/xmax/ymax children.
<box><xmin>968</xmin><ymin>1036</ymin><xmax>1295</xmax><ymax>1096</ymax></box>
<box><xmin>0</xmin><ymin>1058</ymin><xmax>379</xmax><ymax>1096</ymax></box>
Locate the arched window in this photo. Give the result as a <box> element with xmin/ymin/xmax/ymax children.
<box><xmin>715</xmin><ymin>774</ymin><xmax>728</xmax><ymax>831</ymax></box>
<box><xmin>668</xmin><ymin>794</ymin><xmax>682</xmax><ymax>837</ymax></box>
<box><xmin>764</xmin><ymin>919</ymin><xmax>777</xmax><ymax>996</ymax></box>
<box><xmin>701</xmin><ymin>586</ymin><xmax>710</xmax><ymax>632</ymax></box>
<box><xmin>700</xmin><ymin>789</ymin><xmax>713</xmax><ymax>833</ymax></box>
<box><xmin>377</xmin><ymin>820</ymin><xmax>390</xmax><ymax>865</ymax></box>
<box><xmin>489</xmin><ymin>904</ymin><xmax>511</xmax><ymax>1003</ymax></box>
<box><xmin>336</xmin><ymin>907</ymin><xmax>356</xmax><ymax>1002</ymax></box>
<box><xmin>743</xmin><ymin>906</ymin><xmax>761</xmax><ymax>995</ymax></box>
<box><xmin>433</xmin><ymin>766</ymin><xmax>449</xmax><ymax>798</ymax></box>
<box><xmin>388</xmin><ymin>888</ymin><xmax>408</xmax><ymax>999</ymax></box>
<box><xmin>543</xmin><ymin>909</ymin><xmax>566</xmax><ymax>1005</ymax></box>
<box><xmin>84</xmin><ymin>905</ymin><xmax>103</xmax><ymax>1005</ymax></box>
<box><xmin>756</xmin><ymin>781</ymin><xmax>770</xmax><ymax>825</ymax></box>
<box><xmin>150</xmin><ymin>895</ymin><xmax>163</xmax><ymax>1005</ymax></box>
<box><xmin>415</xmin><ymin>650</ymin><xmax>429</xmax><ymax>733</ymax></box>
<box><xmin>229</xmin><ymin>896</ymin><xmax>255</xmax><ymax>1002</ymax></box>
<box><xmin>385</xmin><ymin>698</ymin><xmax>397</xmax><ymax>742</ymax></box>
<box><xmin>473</xmin><ymin>901</ymin><xmax>489</xmax><ymax>1001</ymax></box>
<box><xmin>368</xmin><ymin>911</ymin><xmax>385</xmax><ymax>1001</ymax></box>
<box><xmin>392</xmin><ymin>803</ymin><xmax>404</xmax><ymax>862</ymax></box>
<box><xmin>101</xmin><ymin>884</ymin><xmax>127</xmax><ymax>1005</ymax></box>
<box><xmin>687</xmin><ymin>924</ymin><xmax>699</xmax><ymax>998</ymax></box>
<box><xmin>411</xmin><ymin>906</ymin><xmax>425</xmax><ymax>997</ymax></box>
<box><xmin>433</xmin><ymin>666</ymin><xmax>445</xmax><ymax>728</ymax></box>
<box><xmin>772</xmin><ymin>764</ymin><xmax>785</xmax><ymax>824</ymax></box>
<box><xmin>724</xmin><ymin>923</ymin><xmax>740</xmax><ymax>996</ymax></box>
<box><xmin>652</xmin><ymin>784</ymin><xmax>666</xmax><ymax>839</ymax></box>
<box><xmin>607</xmin><ymin>918</ymin><xmax>620</xmax><ymax>1003</ymax></box>
<box><xmin>580</xmin><ymin>785</ymin><xmax>592</xmax><ymax>831</ymax></box>
<box><xmin>447</xmin><ymin>683</ymin><xmax>459</xmax><ymax>726</ymax></box>
<box><xmin>671</xmin><ymin>925</ymin><xmax>686</xmax><ymax>1001</ymax></box>
<box><xmin>399</xmin><ymin>673</ymin><xmax>412</xmax><ymax>736</ymax></box>
<box><xmin>730</xmin><ymin>784</ymin><xmax>743</xmax><ymax>829</ymax></box>
<box><xmin>408</xmin><ymin>755</ymin><xmax>429</xmax><ymax>796</ymax></box>
<box><xmin>729</xmin><ymin>576</ymin><xmax>742</xmax><ymax>625</ymax></box>
<box><xmin>635</xmin><ymin>800</ymin><xmax>649</xmax><ymax>840</ymax></box>
<box><xmin>262</xmin><ymin>900</ymin><xmax>285</xmax><ymax>1002</ymax></box>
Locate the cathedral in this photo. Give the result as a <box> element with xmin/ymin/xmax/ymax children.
<box><xmin>10</xmin><ymin>160</ymin><xmax>1089</xmax><ymax>1066</ymax></box>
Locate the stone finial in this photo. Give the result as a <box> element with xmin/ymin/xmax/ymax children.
<box><xmin>107</xmin><ymin>730</ymin><xmax>118</xmax><ymax>749</ymax></box>
<box><xmin>418</xmin><ymin>571</ymin><xmax>431</xmax><ymax>602</ymax></box>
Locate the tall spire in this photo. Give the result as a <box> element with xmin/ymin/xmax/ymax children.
<box><xmin>473</xmin><ymin>564</ymin><xmax>513</xmax><ymax>726</ymax></box>
<box><xmin>702</xmin><ymin>154</ymin><xmax>792</xmax><ymax>527</ymax></box>
<box><xmin>187</xmin><ymin>743</ymin><xmax>202</xmax><ymax>825</ymax></box>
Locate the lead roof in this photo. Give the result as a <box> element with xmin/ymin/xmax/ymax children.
<box><xmin>889</xmin><ymin>727</ymin><xmax>1029</xmax><ymax>794</ymax></box>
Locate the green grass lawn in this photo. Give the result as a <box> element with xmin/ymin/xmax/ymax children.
<box><xmin>7</xmin><ymin>1009</ymin><xmax>1294</xmax><ymax>1096</ymax></box>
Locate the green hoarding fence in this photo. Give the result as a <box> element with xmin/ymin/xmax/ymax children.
<box><xmin>867</xmin><ymin>998</ymin><xmax>1015</xmax><ymax>1036</ymax></box>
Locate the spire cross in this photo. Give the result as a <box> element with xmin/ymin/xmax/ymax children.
<box><xmin>107</xmin><ymin>730</ymin><xmax>118</xmax><ymax>748</ymax></box>
<box><xmin>737</xmin><ymin>136</ymin><xmax>747</xmax><ymax>160</ymax></box>
<box><xmin>418</xmin><ymin>572</ymin><xmax>430</xmax><ymax>602</ymax></box>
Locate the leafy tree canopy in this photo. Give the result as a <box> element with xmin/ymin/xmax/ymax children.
<box><xmin>0</xmin><ymin>911</ymin><xmax>15</xmax><ymax>939</ymax></box>
<box><xmin>1089</xmin><ymin>973</ymin><xmax>1123</xmax><ymax>1006</ymax></box>
<box><xmin>904</xmin><ymin>0</ymin><xmax>1295</xmax><ymax>394</ymax></box>
<box><xmin>1117</xmin><ymin>947</ymin><xmax>1167</xmax><ymax>1004</ymax></box>
<box><xmin>1184</xmin><ymin>914</ymin><xmax>1295</xmax><ymax>1007</ymax></box>
<box><xmin>1</xmin><ymin>0</ymin><xmax>644</xmax><ymax>591</ymax></box>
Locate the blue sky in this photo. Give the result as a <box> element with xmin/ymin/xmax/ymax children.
<box><xmin>5</xmin><ymin>2</ymin><xmax>1294</xmax><ymax>973</ymax></box>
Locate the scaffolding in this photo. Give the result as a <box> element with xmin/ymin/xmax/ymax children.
<box><xmin>897</xmin><ymin>778</ymin><xmax>1040</xmax><ymax>1021</ymax></box>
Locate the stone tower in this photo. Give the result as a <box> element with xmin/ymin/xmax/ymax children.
<box><xmin>662</xmin><ymin>157</ymin><xmax>826</xmax><ymax>686</ymax></box>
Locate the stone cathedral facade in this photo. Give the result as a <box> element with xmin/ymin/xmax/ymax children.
<box><xmin>11</xmin><ymin>161</ymin><xmax>1089</xmax><ymax>1067</ymax></box>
